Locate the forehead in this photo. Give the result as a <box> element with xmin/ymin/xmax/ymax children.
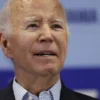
<box><xmin>11</xmin><ymin>0</ymin><xmax>62</xmax><ymax>10</ymax></box>
<box><xmin>10</xmin><ymin>0</ymin><xmax>65</xmax><ymax>22</ymax></box>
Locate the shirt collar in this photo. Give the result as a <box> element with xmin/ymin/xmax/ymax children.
<box><xmin>13</xmin><ymin>78</ymin><xmax>61</xmax><ymax>100</ymax></box>
<box><xmin>50</xmin><ymin>79</ymin><xmax>61</xmax><ymax>100</ymax></box>
<box><xmin>13</xmin><ymin>78</ymin><xmax>27</xmax><ymax>100</ymax></box>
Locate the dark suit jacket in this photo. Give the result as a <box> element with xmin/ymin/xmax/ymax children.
<box><xmin>0</xmin><ymin>81</ymin><xmax>98</xmax><ymax>100</ymax></box>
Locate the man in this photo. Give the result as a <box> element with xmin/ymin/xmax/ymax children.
<box><xmin>0</xmin><ymin>0</ymin><xmax>98</xmax><ymax>100</ymax></box>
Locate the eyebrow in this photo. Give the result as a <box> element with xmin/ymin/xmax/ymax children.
<box><xmin>24</xmin><ymin>16</ymin><xmax>40</xmax><ymax>22</ymax></box>
<box><xmin>24</xmin><ymin>17</ymin><xmax>64</xmax><ymax>25</ymax></box>
<box><xmin>53</xmin><ymin>19</ymin><xmax>64</xmax><ymax>24</ymax></box>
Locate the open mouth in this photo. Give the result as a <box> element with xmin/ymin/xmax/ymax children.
<box><xmin>34</xmin><ymin>51</ymin><xmax>56</xmax><ymax>56</ymax></box>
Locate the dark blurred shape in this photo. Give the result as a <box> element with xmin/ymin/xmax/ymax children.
<box><xmin>66</xmin><ymin>9</ymin><xmax>98</xmax><ymax>23</ymax></box>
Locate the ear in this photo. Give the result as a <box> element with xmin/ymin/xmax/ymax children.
<box><xmin>0</xmin><ymin>33</ymin><xmax>13</xmax><ymax>58</ymax></box>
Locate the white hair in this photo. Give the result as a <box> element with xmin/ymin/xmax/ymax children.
<box><xmin>0</xmin><ymin>0</ymin><xmax>13</xmax><ymax>37</ymax></box>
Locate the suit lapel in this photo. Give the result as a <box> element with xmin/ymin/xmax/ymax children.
<box><xmin>3</xmin><ymin>81</ymin><xmax>15</xmax><ymax>100</ymax></box>
<box><xmin>60</xmin><ymin>82</ymin><xmax>79</xmax><ymax>100</ymax></box>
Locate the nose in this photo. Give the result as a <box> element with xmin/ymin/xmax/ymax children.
<box><xmin>38</xmin><ymin>23</ymin><xmax>53</xmax><ymax>43</ymax></box>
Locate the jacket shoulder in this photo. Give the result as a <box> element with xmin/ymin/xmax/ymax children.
<box><xmin>0</xmin><ymin>81</ymin><xmax>15</xmax><ymax>100</ymax></box>
<box><xmin>73</xmin><ymin>91</ymin><xmax>98</xmax><ymax>100</ymax></box>
<box><xmin>0</xmin><ymin>87</ymin><xmax>9</xmax><ymax>99</ymax></box>
<box><xmin>60</xmin><ymin>82</ymin><xmax>98</xmax><ymax>100</ymax></box>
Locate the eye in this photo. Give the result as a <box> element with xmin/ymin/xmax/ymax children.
<box><xmin>27</xmin><ymin>23</ymin><xmax>39</xmax><ymax>31</ymax></box>
<box><xmin>51</xmin><ymin>24</ymin><xmax>62</xmax><ymax>30</ymax></box>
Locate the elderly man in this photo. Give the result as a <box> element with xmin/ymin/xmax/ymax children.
<box><xmin>0</xmin><ymin>0</ymin><xmax>98</xmax><ymax>100</ymax></box>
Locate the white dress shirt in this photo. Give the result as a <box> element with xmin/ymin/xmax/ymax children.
<box><xmin>13</xmin><ymin>78</ymin><xmax>61</xmax><ymax>100</ymax></box>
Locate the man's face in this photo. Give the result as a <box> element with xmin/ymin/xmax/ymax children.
<box><xmin>6</xmin><ymin>0</ymin><xmax>68</xmax><ymax>76</ymax></box>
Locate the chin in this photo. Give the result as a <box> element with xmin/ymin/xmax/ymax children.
<box><xmin>40</xmin><ymin>65</ymin><xmax>61</xmax><ymax>76</ymax></box>
<box><xmin>30</xmin><ymin>63</ymin><xmax>62</xmax><ymax>76</ymax></box>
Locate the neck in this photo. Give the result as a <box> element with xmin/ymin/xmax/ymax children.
<box><xmin>15</xmin><ymin>69</ymin><xmax>60</xmax><ymax>95</ymax></box>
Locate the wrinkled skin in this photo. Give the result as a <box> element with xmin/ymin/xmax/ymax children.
<box><xmin>1</xmin><ymin>0</ymin><xmax>68</xmax><ymax>95</ymax></box>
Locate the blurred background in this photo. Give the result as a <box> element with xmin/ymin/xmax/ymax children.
<box><xmin>0</xmin><ymin>0</ymin><xmax>100</xmax><ymax>99</ymax></box>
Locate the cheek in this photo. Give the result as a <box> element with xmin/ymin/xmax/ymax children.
<box><xmin>60</xmin><ymin>39</ymin><xmax>67</xmax><ymax>61</ymax></box>
<box><xmin>55</xmin><ymin>32</ymin><xmax>68</xmax><ymax>61</ymax></box>
<box><xmin>9</xmin><ymin>35</ymin><xmax>31</xmax><ymax>58</ymax></box>
<box><xmin>56</xmin><ymin>32</ymin><xmax>68</xmax><ymax>51</ymax></box>
<box><xmin>15</xmin><ymin>33</ymin><xmax>37</xmax><ymax>49</ymax></box>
